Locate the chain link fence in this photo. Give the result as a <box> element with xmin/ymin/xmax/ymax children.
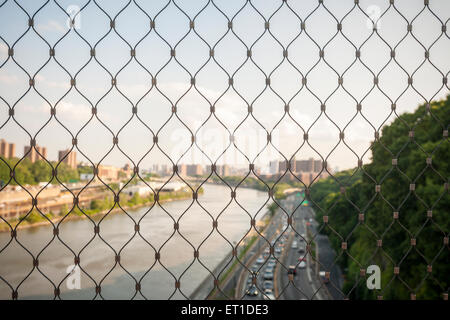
<box><xmin>0</xmin><ymin>0</ymin><xmax>448</xmax><ymax>300</ymax></box>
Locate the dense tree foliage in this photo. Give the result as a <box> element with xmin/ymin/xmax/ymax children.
<box><xmin>0</xmin><ymin>157</ymin><xmax>79</xmax><ymax>186</ymax></box>
<box><xmin>311</xmin><ymin>96</ymin><xmax>449</xmax><ymax>299</ymax></box>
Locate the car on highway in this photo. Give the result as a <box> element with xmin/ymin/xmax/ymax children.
<box><xmin>291</xmin><ymin>240</ymin><xmax>298</xmax><ymax>249</ymax></box>
<box><xmin>267</xmin><ymin>260</ymin><xmax>276</xmax><ymax>269</ymax></box>
<box><xmin>297</xmin><ymin>257</ymin><xmax>306</xmax><ymax>269</ymax></box>
<box><xmin>246</xmin><ymin>285</ymin><xmax>259</xmax><ymax>296</ymax></box>
<box><xmin>255</xmin><ymin>257</ymin><xmax>265</xmax><ymax>265</ymax></box>
<box><xmin>320</xmin><ymin>271</ymin><xmax>329</xmax><ymax>284</ymax></box>
<box><xmin>263</xmin><ymin>270</ymin><xmax>274</xmax><ymax>280</ymax></box>
<box><xmin>263</xmin><ymin>288</ymin><xmax>272</xmax><ymax>295</ymax></box>
<box><xmin>263</xmin><ymin>280</ymin><xmax>273</xmax><ymax>292</ymax></box>
<box><xmin>288</xmin><ymin>265</ymin><xmax>297</xmax><ymax>275</ymax></box>
<box><xmin>298</xmin><ymin>245</ymin><xmax>305</xmax><ymax>254</ymax></box>
<box><xmin>263</xmin><ymin>291</ymin><xmax>276</xmax><ymax>300</ymax></box>
<box><xmin>251</xmin><ymin>265</ymin><xmax>259</xmax><ymax>273</ymax></box>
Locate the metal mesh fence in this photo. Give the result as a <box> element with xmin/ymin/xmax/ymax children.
<box><xmin>0</xmin><ymin>0</ymin><xmax>448</xmax><ymax>300</ymax></box>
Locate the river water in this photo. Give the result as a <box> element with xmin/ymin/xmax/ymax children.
<box><xmin>0</xmin><ymin>184</ymin><xmax>270</xmax><ymax>299</ymax></box>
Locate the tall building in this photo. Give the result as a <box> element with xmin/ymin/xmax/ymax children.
<box><xmin>218</xmin><ymin>164</ymin><xmax>230</xmax><ymax>176</ymax></box>
<box><xmin>277</xmin><ymin>157</ymin><xmax>330</xmax><ymax>183</ymax></box>
<box><xmin>178</xmin><ymin>164</ymin><xmax>187</xmax><ymax>176</ymax></box>
<box><xmin>269</xmin><ymin>160</ymin><xmax>279</xmax><ymax>175</ymax></box>
<box><xmin>58</xmin><ymin>149</ymin><xmax>77</xmax><ymax>169</ymax></box>
<box><xmin>207</xmin><ymin>164</ymin><xmax>231</xmax><ymax>176</ymax></box>
<box><xmin>296</xmin><ymin>158</ymin><xmax>314</xmax><ymax>172</ymax></box>
<box><xmin>278</xmin><ymin>160</ymin><xmax>287</xmax><ymax>172</ymax></box>
<box><xmin>24</xmin><ymin>145</ymin><xmax>47</xmax><ymax>163</ymax></box>
<box><xmin>0</xmin><ymin>139</ymin><xmax>15</xmax><ymax>159</ymax></box>
<box><xmin>278</xmin><ymin>158</ymin><xmax>296</xmax><ymax>172</ymax></box>
<box><xmin>316</xmin><ymin>159</ymin><xmax>325</xmax><ymax>172</ymax></box>
<box><xmin>159</xmin><ymin>164</ymin><xmax>169</xmax><ymax>176</ymax></box>
<box><xmin>186</xmin><ymin>164</ymin><xmax>204</xmax><ymax>176</ymax></box>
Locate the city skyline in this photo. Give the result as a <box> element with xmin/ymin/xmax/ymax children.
<box><xmin>1</xmin><ymin>136</ymin><xmax>334</xmax><ymax>176</ymax></box>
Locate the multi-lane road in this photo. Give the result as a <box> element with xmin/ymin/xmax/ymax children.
<box><xmin>236</xmin><ymin>193</ymin><xmax>343</xmax><ymax>300</ymax></box>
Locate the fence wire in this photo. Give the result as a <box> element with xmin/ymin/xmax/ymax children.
<box><xmin>0</xmin><ymin>0</ymin><xmax>448</xmax><ymax>300</ymax></box>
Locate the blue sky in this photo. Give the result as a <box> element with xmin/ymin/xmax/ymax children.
<box><xmin>0</xmin><ymin>0</ymin><xmax>449</xmax><ymax>172</ymax></box>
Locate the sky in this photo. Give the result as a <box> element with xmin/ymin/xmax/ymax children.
<box><xmin>0</xmin><ymin>0</ymin><xmax>449</xmax><ymax>172</ymax></box>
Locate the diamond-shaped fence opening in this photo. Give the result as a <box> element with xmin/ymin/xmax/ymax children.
<box><xmin>0</xmin><ymin>0</ymin><xmax>448</xmax><ymax>300</ymax></box>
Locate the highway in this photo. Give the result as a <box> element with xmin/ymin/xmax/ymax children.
<box><xmin>236</xmin><ymin>193</ymin><xmax>343</xmax><ymax>300</ymax></box>
<box><xmin>277</xmin><ymin>204</ymin><xmax>328</xmax><ymax>300</ymax></box>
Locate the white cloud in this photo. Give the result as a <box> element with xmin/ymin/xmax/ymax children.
<box><xmin>0</xmin><ymin>43</ymin><xmax>8</xmax><ymax>55</ymax></box>
<box><xmin>21</xmin><ymin>101</ymin><xmax>91</xmax><ymax>122</ymax></box>
<box><xmin>36</xmin><ymin>20</ymin><xmax>66</xmax><ymax>33</ymax></box>
<box><xmin>35</xmin><ymin>74</ymin><xmax>70</xmax><ymax>89</ymax></box>
<box><xmin>0</xmin><ymin>73</ymin><xmax>20</xmax><ymax>84</ymax></box>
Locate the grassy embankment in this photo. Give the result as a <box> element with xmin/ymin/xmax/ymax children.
<box><xmin>0</xmin><ymin>188</ymin><xmax>202</xmax><ymax>232</ymax></box>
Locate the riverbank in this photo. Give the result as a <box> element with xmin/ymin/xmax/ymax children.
<box><xmin>0</xmin><ymin>189</ymin><xmax>198</xmax><ymax>233</ymax></box>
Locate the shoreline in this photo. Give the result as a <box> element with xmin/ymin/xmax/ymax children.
<box><xmin>0</xmin><ymin>194</ymin><xmax>193</xmax><ymax>233</ymax></box>
<box><xmin>0</xmin><ymin>182</ymin><xmax>270</xmax><ymax>233</ymax></box>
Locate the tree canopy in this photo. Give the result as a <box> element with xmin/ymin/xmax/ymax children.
<box><xmin>311</xmin><ymin>95</ymin><xmax>449</xmax><ymax>299</ymax></box>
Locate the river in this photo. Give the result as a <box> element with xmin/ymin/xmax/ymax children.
<box><xmin>0</xmin><ymin>184</ymin><xmax>270</xmax><ymax>299</ymax></box>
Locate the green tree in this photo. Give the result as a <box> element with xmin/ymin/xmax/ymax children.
<box><xmin>311</xmin><ymin>96</ymin><xmax>449</xmax><ymax>299</ymax></box>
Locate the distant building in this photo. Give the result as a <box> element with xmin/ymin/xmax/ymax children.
<box><xmin>269</xmin><ymin>160</ymin><xmax>279</xmax><ymax>175</ymax></box>
<box><xmin>206</xmin><ymin>164</ymin><xmax>231</xmax><ymax>176</ymax></box>
<box><xmin>217</xmin><ymin>165</ymin><xmax>230</xmax><ymax>176</ymax></box>
<box><xmin>275</xmin><ymin>157</ymin><xmax>330</xmax><ymax>183</ymax></box>
<box><xmin>124</xmin><ymin>184</ymin><xmax>152</xmax><ymax>197</ymax></box>
<box><xmin>97</xmin><ymin>165</ymin><xmax>120</xmax><ymax>181</ymax></box>
<box><xmin>178</xmin><ymin>164</ymin><xmax>187</xmax><ymax>176</ymax></box>
<box><xmin>295</xmin><ymin>158</ymin><xmax>315</xmax><ymax>172</ymax></box>
<box><xmin>0</xmin><ymin>139</ymin><xmax>15</xmax><ymax>159</ymax></box>
<box><xmin>187</xmin><ymin>164</ymin><xmax>204</xmax><ymax>176</ymax></box>
<box><xmin>278</xmin><ymin>158</ymin><xmax>296</xmax><ymax>172</ymax></box>
<box><xmin>159</xmin><ymin>164</ymin><xmax>169</xmax><ymax>176</ymax></box>
<box><xmin>314</xmin><ymin>159</ymin><xmax>323</xmax><ymax>172</ymax></box>
<box><xmin>24</xmin><ymin>145</ymin><xmax>47</xmax><ymax>163</ymax></box>
<box><xmin>58</xmin><ymin>149</ymin><xmax>77</xmax><ymax>169</ymax></box>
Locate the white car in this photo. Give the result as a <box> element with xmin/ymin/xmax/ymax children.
<box><xmin>263</xmin><ymin>291</ymin><xmax>276</xmax><ymax>300</ymax></box>
<box><xmin>299</xmin><ymin>261</ymin><xmax>306</xmax><ymax>269</ymax></box>
<box><xmin>291</xmin><ymin>241</ymin><xmax>298</xmax><ymax>249</ymax></box>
